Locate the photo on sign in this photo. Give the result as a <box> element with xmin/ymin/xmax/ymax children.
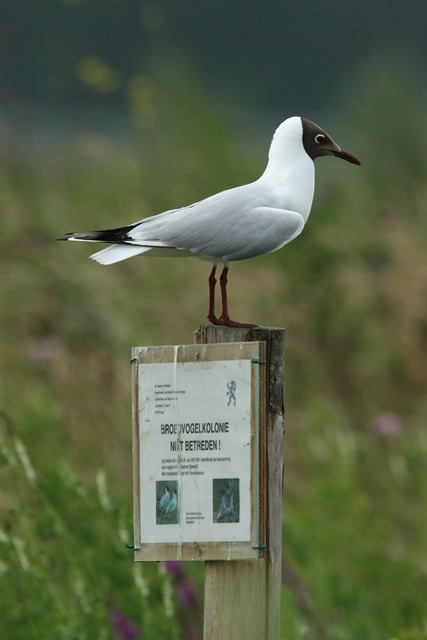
<box><xmin>212</xmin><ymin>478</ymin><xmax>240</xmax><ymax>523</ymax></box>
<box><xmin>156</xmin><ymin>480</ymin><xmax>179</xmax><ymax>525</ymax></box>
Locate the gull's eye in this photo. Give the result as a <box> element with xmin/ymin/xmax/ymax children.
<box><xmin>315</xmin><ymin>133</ymin><xmax>326</xmax><ymax>144</ymax></box>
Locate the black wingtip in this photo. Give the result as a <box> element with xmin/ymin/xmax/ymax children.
<box><xmin>56</xmin><ymin>223</ymin><xmax>140</xmax><ymax>244</ymax></box>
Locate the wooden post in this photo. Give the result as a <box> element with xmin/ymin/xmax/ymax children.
<box><xmin>194</xmin><ymin>325</ymin><xmax>285</xmax><ymax>640</ymax></box>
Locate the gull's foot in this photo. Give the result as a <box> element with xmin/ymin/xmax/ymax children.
<box><xmin>207</xmin><ymin>314</ymin><xmax>257</xmax><ymax>329</ymax></box>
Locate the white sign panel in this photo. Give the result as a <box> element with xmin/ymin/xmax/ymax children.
<box><xmin>131</xmin><ymin>342</ymin><xmax>265</xmax><ymax>561</ymax></box>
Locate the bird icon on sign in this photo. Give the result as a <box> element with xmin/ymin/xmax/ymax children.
<box><xmin>226</xmin><ymin>381</ymin><xmax>236</xmax><ymax>406</ymax></box>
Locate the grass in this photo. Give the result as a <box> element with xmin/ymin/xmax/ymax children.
<box><xmin>1</xmin><ymin>62</ymin><xmax>427</xmax><ymax>638</ymax></box>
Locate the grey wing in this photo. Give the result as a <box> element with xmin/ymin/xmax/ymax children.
<box><xmin>127</xmin><ymin>186</ymin><xmax>305</xmax><ymax>261</ymax></box>
<box><xmin>198</xmin><ymin>206</ymin><xmax>305</xmax><ymax>261</ymax></box>
<box><xmin>176</xmin><ymin>205</ymin><xmax>305</xmax><ymax>261</ymax></box>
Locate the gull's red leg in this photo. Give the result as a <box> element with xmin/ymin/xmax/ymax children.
<box><xmin>207</xmin><ymin>264</ymin><xmax>257</xmax><ymax>328</ymax></box>
<box><xmin>207</xmin><ymin>264</ymin><xmax>222</xmax><ymax>325</ymax></box>
<box><xmin>217</xmin><ymin>265</ymin><xmax>256</xmax><ymax>328</ymax></box>
<box><xmin>219</xmin><ymin>265</ymin><xmax>231</xmax><ymax>321</ymax></box>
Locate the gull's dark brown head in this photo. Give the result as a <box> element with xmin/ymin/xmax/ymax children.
<box><xmin>301</xmin><ymin>117</ymin><xmax>361</xmax><ymax>165</ymax></box>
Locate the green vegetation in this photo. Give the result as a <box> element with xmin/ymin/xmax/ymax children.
<box><xmin>1</xmin><ymin>60</ymin><xmax>427</xmax><ymax>639</ymax></box>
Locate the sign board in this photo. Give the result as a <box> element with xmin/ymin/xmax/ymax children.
<box><xmin>131</xmin><ymin>341</ymin><xmax>266</xmax><ymax>561</ymax></box>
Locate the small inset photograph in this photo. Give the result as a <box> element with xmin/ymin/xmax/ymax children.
<box><xmin>156</xmin><ymin>480</ymin><xmax>179</xmax><ymax>525</ymax></box>
<box><xmin>212</xmin><ymin>478</ymin><xmax>239</xmax><ymax>523</ymax></box>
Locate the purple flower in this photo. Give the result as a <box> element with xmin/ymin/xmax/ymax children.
<box><xmin>164</xmin><ymin>561</ymin><xmax>185</xmax><ymax>580</ymax></box>
<box><xmin>371</xmin><ymin>413</ymin><xmax>404</xmax><ymax>437</ymax></box>
<box><xmin>177</xmin><ymin>579</ymin><xmax>201</xmax><ymax>612</ymax></box>
<box><xmin>163</xmin><ymin>562</ymin><xmax>202</xmax><ymax>635</ymax></box>
<box><xmin>110</xmin><ymin>608</ymin><xmax>140</xmax><ymax>640</ymax></box>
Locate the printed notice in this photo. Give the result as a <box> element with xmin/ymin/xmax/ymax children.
<box><xmin>136</xmin><ymin>355</ymin><xmax>253</xmax><ymax>545</ymax></box>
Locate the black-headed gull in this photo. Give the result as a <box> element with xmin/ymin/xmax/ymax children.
<box><xmin>224</xmin><ymin>491</ymin><xmax>234</xmax><ymax>518</ymax></box>
<box><xmin>165</xmin><ymin>489</ymin><xmax>177</xmax><ymax>516</ymax></box>
<box><xmin>159</xmin><ymin>485</ymin><xmax>170</xmax><ymax>512</ymax></box>
<box><xmin>59</xmin><ymin>116</ymin><xmax>360</xmax><ymax>327</ymax></box>
<box><xmin>217</xmin><ymin>491</ymin><xmax>226</xmax><ymax>521</ymax></box>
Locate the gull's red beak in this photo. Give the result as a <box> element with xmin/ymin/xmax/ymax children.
<box><xmin>332</xmin><ymin>148</ymin><xmax>361</xmax><ymax>166</ymax></box>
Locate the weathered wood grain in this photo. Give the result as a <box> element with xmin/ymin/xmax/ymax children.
<box><xmin>194</xmin><ymin>325</ymin><xmax>285</xmax><ymax>640</ymax></box>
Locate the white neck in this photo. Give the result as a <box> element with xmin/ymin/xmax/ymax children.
<box><xmin>259</xmin><ymin>117</ymin><xmax>315</xmax><ymax>222</ymax></box>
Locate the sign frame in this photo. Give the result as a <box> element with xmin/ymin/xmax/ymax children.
<box><xmin>131</xmin><ymin>341</ymin><xmax>267</xmax><ymax>562</ymax></box>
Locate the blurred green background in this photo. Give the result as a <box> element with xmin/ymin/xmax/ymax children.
<box><xmin>1</xmin><ymin>2</ymin><xmax>427</xmax><ymax>639</ymax></box>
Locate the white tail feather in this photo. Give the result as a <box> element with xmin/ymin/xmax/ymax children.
<box><xmin>90</xmin><ymin>244</ymin><xmax>150</xmax><ymax>265</ymax></box>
